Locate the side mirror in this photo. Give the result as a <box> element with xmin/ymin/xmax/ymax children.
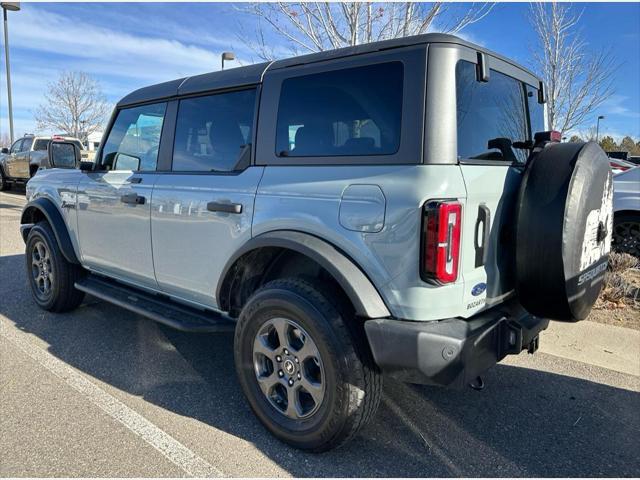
<box><xmin>1</xmin><ymin>147</ymin><xmax>9</xmax><ymax>154</ymax></box>
<box><xmin>48</xmin><ymin>141</ymin><xmax>80</xmax><ymax>169</ymax></box>
<box><xmin>113</xmin><ymin>153</ymin><xmax>140</xmax><ymax>171</ymax></box>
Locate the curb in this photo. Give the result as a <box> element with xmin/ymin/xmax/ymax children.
<box><xmin>540</xmin><ymin>320</ymin><xmax>640</xmax><ymax>376</ymax></box>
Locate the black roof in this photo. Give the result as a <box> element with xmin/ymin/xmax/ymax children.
<box><xmin>117</xmin><ymin>33</ymin><xmax>538</xmax><ymax>107</ymax></box>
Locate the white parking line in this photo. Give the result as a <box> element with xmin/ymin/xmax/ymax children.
<box><xmin>0</xmin><ymin>317</ymin><xmax>223</xmax><ymax>478</ymax></box>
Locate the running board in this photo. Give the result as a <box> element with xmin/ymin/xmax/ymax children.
<box><xmin>75</xmin><ymin>275</ymin><xmax>236</xmax><ymax>333</ymax></box>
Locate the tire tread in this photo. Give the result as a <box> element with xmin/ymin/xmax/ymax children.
<box><xmin>235</xmin><ymin>277</ymin><xmax>382</xmax><ymax>451</ymax></box>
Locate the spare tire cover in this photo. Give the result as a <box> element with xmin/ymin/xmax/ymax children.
<box><xmin>515</xmin><ymin>141</ymin><xmax>613</xmax><ymax>321</ymax></box>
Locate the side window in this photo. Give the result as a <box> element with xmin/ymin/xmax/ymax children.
<box><xmin>456</xmin><ymin>61</ymin><xmax>528</xmax><ymax>163</ymax></box>
<box><xmin>526</xmin><ymin>84</ymin><xmax>545</xmax><ymax>138</ymax></box>
<box><xmin>172</xmin><ymin>89</ymin><xmax>256</xmax><ymax>172</ymax></box>
<box><xmin>275</xmin><ymin>62</ymin><xmax>403</xmax><ymax>157</ymax></box>
<box><xmin>10</xmin><ymin>139</ymin><xmax>23</xmax><ymax>153</ymax></box>
<box><xmin>21</xmin><ymin>137</ymin><xmax>34</xmax><ymax>152</ymax></box>
<box><xmin>101</xmin><ymin>102</ymin><xmax>167</xmax><ymax>171</ymax></box>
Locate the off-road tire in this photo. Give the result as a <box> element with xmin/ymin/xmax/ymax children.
<box><xmin>515</xmin><ymin>141</ymin><xmax>613</xmax><ymax>321</ymax></box>
<box><xmin>612</xmin><ymin>213</ymin><xmax>640</xmax><ymax>257</ymax></box>
<box><xmin>234</xmin><ymin>277</ymin><xmax>382</xmax><ymax>452</ymax></box>
<box><xmin>25</xmin><ymin>221</ymin><xmax>85</xmax><ymax>312</ymax></box>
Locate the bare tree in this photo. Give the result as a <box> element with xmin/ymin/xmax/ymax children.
<box><xmin>35</xmin><ymin>71</ymin><xmax>111</xmax><ymax>143</ymax></box>
<box><xmin>530</xmin><ymin>3</ymin><xmax>616</xmax><ymax>135</ymax></box>
<box><xmin>0</xmin><ymin>132</ymin><xmax>11</xmax><ymax>149</ymax></box>
<box><xmin>241</xmin><ymin>2</ymin><xmax>494</xmax><ymax>60</ymax></box>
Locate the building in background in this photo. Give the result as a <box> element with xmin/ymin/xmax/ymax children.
<box><xmin>86</xmin><ymin>131</ymin><xmax>103</xmax><ymax>152</ymax></box>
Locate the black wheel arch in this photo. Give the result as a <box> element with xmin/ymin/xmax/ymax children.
<box><xmin>217</xmin><ymin>231</ymin><xmax>391</xmax><ymax>320</ymax></box>
<box><xmin>21</xmin><ymin>197</ymin><xmax>80</xmax><ymax>264</ymax></box>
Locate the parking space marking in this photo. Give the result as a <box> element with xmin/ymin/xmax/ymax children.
<box><xmin>0</xmin><ymin>317</ymin><xmax>223</xmax><ymax>478</ymax></box>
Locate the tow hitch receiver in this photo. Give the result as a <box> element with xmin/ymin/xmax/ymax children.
<box><xmin>501</xmin><ymin>321</ymin><xmax>540</xmax><ymax>355</ymax></box>
<box><xmin>501</xmin><ymin>320</ymin><xmax>524</xmax><ymax>355</ymax></box>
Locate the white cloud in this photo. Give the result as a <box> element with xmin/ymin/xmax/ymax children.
<box><xmin>0</xmin><ymin>5</ymin><xmax>250</xmax><ymax>135</ymax></box>
<box><xmin>9</xmin><ymin>8</ymin><xmax>244</xmax><ymax>80</ymax></box>
<box><xmin>600</xmin><ymin>95</ymin><xmax>640</xmax><ymax>119</ymax></box>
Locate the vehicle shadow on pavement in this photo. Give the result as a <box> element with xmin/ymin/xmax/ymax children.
<box><xmin>1</xmin><ymin>252</ymin><xmax>638</xmax><ymax>477</ymax></box>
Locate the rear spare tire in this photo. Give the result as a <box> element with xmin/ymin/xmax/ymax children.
<box><xmin>515</xmin><ymin>141</ymin><xmax>613</xmax><ymax>321</ymax></box>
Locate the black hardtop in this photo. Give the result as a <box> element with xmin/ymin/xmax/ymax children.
<box><xmin>117</xmin><ymin>33</ymin><xmax>538</xmax><ymax>107</ymax></box>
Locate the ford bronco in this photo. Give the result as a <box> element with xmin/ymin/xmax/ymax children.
<box><xmin>20</xmin><ymin>34</ymin><xmax>613</xmax><ymax>451</ymax></box>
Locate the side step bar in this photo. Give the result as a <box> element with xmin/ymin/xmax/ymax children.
<box><xmin>75</xmin><ymin>275</ymin><xmax>236</xmax><ymax>333</ymax></box>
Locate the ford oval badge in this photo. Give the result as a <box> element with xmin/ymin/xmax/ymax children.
<box><xmin>472</xmin><ymin>283</ymin><xmax>487</xmax><ymax>296</ymax></box>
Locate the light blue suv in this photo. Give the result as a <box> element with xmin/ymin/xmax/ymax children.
<box><xmin>21</xmin><ymin>34</ymin><xmax>613</xmax><ymax>451</ymax></box>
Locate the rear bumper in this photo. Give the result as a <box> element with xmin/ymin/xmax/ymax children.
<box><xmin>364</xmin><ymin>300</ymin><xmax>548</xmax><ymax>388</ymax></box>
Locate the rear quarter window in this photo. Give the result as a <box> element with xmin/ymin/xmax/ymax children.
<box><xmin>275</xmin><ymin>62</ymin><xmax>403</xmax><ymax>158</ymax></box>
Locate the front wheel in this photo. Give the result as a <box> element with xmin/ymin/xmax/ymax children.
<box><xmin>25</xmin><ymin>222</ymin><xmax>85</xmax><ymax>312</ymax></box>
<box><xmin>234</xmin><ymin>278</ymin><xmax>382</xmax><ymax>452</ymax></box>
<box><xmin>0</xmin><ymin>168</ymin><xmax>9</xmax><ymax>191</ymax></box>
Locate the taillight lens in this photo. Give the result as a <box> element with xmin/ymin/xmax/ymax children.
<box><xmin>421</xmin><ymin>201</ymin><xmax>462</xmax><ymax>284</ymax></box>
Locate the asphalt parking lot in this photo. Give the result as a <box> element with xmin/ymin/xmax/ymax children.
<box><xmin>1</xmin><ymin>189</ymin><xmax>639</xmax><ymax>477</ymax></box>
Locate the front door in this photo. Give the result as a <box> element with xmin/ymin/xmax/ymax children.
<box><xmin>76</xmin><ymin>102</ymin><xmax>168</xmax><ymax>289</ymax></box>
<box><xmin>4</xmin><ymin>138</ymin><xmax>23</xmax><ymax>178</ymax></box>
<box><xmin>150</xmin><ymin>88</ymin><xmax>261</xmax><ymax>309</ymax></box>
<box><xmin>13</xmin><ymin>136</ymin><xmax>33</xmax><ymax>178</ymax></box>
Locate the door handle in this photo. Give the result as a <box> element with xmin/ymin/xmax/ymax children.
<box><xmin>120</xmin><ymin>193</ymin><xmax>146</xmax><ymax>205</ymax></box>
<box><xmin>207</xmin><ymin>201</ymin><xmax>242</xmax><ymax>214</ymax></box>
<box><xmin>474</xmin><ymin>204</ymin><xmax>491</xmax><ymax>268</ymax></box>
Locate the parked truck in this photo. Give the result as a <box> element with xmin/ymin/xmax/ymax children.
<box><xmin>0</xmin><ymin>135</ymin><xmax>85</xmax><ymax>190</ymax></box>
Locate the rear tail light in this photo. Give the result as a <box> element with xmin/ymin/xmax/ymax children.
<box><xmin>421</xmin><ymin>200</ymin><xmax>462</xmax><ymax>284</ymax></box>
<box><xmin>610</xmin><ymin>161</ymin><xmax>630</xmax><ymax>172</ymax></box>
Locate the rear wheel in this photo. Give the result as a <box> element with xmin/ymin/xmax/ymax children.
<box><xmin>234</xmin><ymin>278</ymin><xmax>381</xmax><ymax>452</ymax></box>
<box><xmin>25</xmin><ymin>222</ymin><xmax>85</xmax><ymax>312</ymax></box>
<box><xmin>612</xmin><ymin>213</ymin><xmax>640</xmax><ymax>257</ymax></box>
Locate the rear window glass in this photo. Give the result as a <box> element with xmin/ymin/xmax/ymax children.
<box><xmin>456</xmin><ymin>61</ymin><xmax>528</xmax><ymax>163</ymax></box>
<box><xmin>276</xmin><ymin>62</ymin><xmax>403</xmax><ymax>157</ymax></box>
<box><xmin>34</xmin><ymin>139</ymin><xmax>50</xmax><ymax>151</ymax></box>
<box><xmin>526</xmin><ymin>84</ymin><xmax>545</xmax><ymax>137</ymax></box>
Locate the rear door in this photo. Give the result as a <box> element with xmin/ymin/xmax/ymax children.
<box><xmin>150</xmin><ymin>88</ymin><xmax>262</xmax><ymax>309</ymax></box>
<box><xmin>453</xmin><ymin>51</ymin><xmax>545</xmax><ymax>313</ymax></box>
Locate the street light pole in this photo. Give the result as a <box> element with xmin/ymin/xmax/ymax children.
<box><xmin>221</xmin><ymin>51</ymin><xmax>235</xmax><ymax>70</ymax></box>
<box><xmin>1</xmin><ymin>2</ymin><xmax>19</xmax><ymax>144</ymax></box>
<box><xmin>595</xmin><ymin>115</ymin><xmax>605</xmax><ymax>143</ymax></box>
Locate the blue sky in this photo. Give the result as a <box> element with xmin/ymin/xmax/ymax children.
<box><xmin>1</xmin><ymin>2</ymin><xmax>639</xmax><ymax>141</ymax></box>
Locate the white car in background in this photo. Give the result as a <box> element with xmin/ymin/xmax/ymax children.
<box><xmin>613</xmin><ymin>166</ymin><xmax>640</xmax><ymax>256</ymax></box>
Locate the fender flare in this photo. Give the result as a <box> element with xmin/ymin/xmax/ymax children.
<box><xmin>21</xmin><ymin>197</ymin><xmax>80</xmax><ymax>264</ymax></box>
<box><xmin>217</xmin><ymin>231</ymin><xmax>391</xmax><ymax>319</ymax></box>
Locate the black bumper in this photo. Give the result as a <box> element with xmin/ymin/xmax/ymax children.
<box><xmin>364</xmin><ymin>300</ymin><xmax>549</xmax><ymax>388</ymax></box>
